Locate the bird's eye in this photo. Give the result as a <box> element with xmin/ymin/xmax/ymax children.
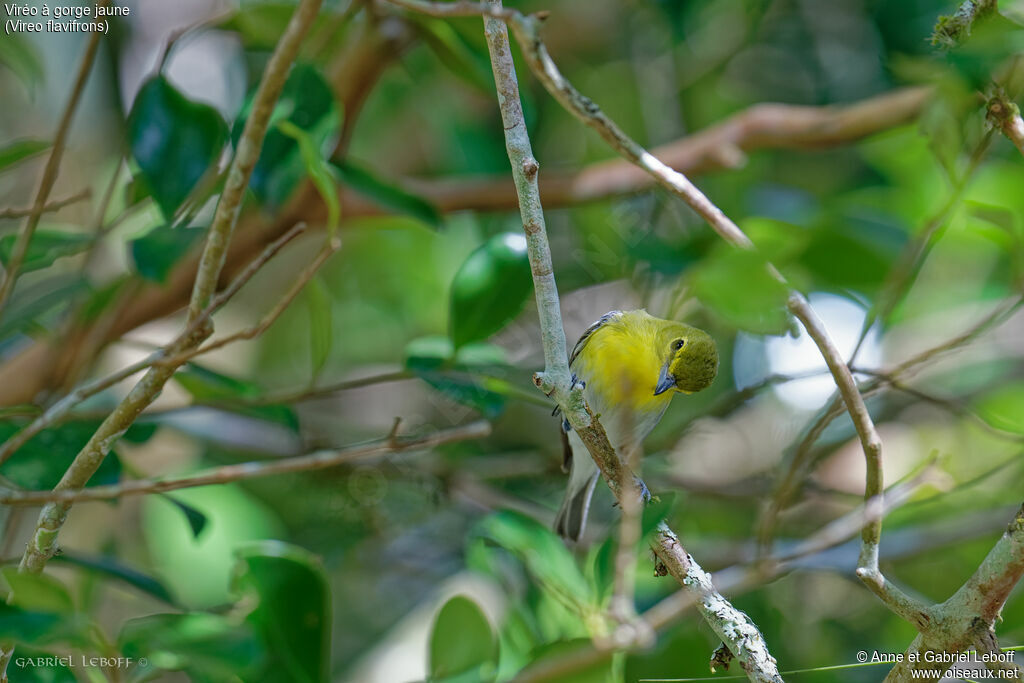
<box><xmin>673</xmin><ymin>339</ymin><xmax>685</xmax><ymax>351</ymax></box>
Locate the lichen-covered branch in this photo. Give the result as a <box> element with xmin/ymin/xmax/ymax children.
<box><xmin>479</xmin><ymin>2</ymin><xmax>782</xmax><ymax>680</ymax></box>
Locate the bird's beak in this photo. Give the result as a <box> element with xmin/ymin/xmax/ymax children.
<box><xmin>654</xmin><ymin>364</ymin><xmax>676</xmax><ymax>395</ymax></box>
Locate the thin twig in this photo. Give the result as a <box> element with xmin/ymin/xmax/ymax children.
<box><xmin>0</xmin><ymin>189</ymin><xmax>92</xmax><ymax>220</ymax></box>
<box><xmin>0</xmin><ymin>420</ymin><xmax>491</xmax><ymax>505</ymax></box>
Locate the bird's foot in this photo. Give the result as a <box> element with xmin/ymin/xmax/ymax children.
<box><xmin>613</xmin><ymin>475</ymin><xmax>652</xmax><ymax>506</ymax></box>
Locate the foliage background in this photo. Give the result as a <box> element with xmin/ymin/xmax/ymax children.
<box><xmin>0</xmin><ymin>0</ymin><xmax>1022</xmax><ymax>681</ymax></box>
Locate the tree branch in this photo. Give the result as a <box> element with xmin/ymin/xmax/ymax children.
<box><xmin>0</xmin><ymin>420</ymin><xmax>491</xmax><ymax>505</ymax></box>
<box><xmin>0</xmin><ymin>189</ymin><xmax>92</xmax><ymax>220</ymax></box>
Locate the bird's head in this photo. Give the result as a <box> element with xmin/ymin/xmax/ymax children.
<box><xmin>654</xmin><ymin>324</ymin><xmax>719</xmax><ymax>396</ymax></box>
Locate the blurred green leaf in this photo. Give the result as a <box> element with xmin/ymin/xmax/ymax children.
<box><xmin>411</xmin><ymin>16</ymin><xmax>493</xmax><ymax>93</ymax></box>
<box><xmin>0</xmin><ymin>139</ymin><xmax>49</xmax><ymax>174</ymax></box>
<box><xmin>429</xmin><ymin>595</ymin><xmax>497</xmax><ymax>682</ymax></box>
<box><xmin>162</xmin><ymin>495</ymin><xmax>209</xmax><ymax>538</ymax></box>
<box><xmin>2</xmin><ymin>569</ymin><xmax>74</xmax><ymax>614</ymax></box>
<box><xmin>128</xmin><ymin>76</ymin><xmax>227</xmax><ymax>218</ymax></box>
<box><xmin>0</xmin><ymin>33</ymin><xmax>44</xmax><ymax>93</ymax></box>
<box><xmin>236</xmin><ymin>63</ymin><xmax>341</xmax><ymax>208</ymax></box>
<box><xmin>0</xmin><ymin>274</ymin><xmax>86</xmax><ymax>343</ymax></box>
<box><xmin>641</xmin><ymin>493</ymin><xmax>675</xmax><ymax>538</ymax></box>
<box><xmin>129</xmin><ymin>226</ymin><xmax>204</xmax><ymax>283</ymax></box>
<box><xmin>516</xmin><ymin>639</ymin><xmax>613</xmax><ymax>683</ymax></box>
<box><xmin>332</xmin><ymin>160</ymin><xmax>442</xmax><ymax>229</ymax></box>
<box><xmin>974</xmin><ymin>381</ymin><xmax>1024</xmax><ymax>434</ymax></box>
<box><xmin>217</xmin><ymin>3</ymin><xmax>299</xmax><ymax>49</ymax></box>
<box><xmin>474</xmin><ymin>511</ymin><xmax>595</xmax><ymax>613</ymax></box>
<box><xmin>305</xmin><ymin>274</ymin><xmax>333</xmax><ymax>380</ymax></box>
<box><xmin>119</xmin><ymin>612</ymin><xmax>262</xmax><ymax>680</ymax></box>
<box><xmin>0</xmin><ymin>230</ymin><xmax>92</xmax><ymax>273</ymax></box>
<box><xmin>0</xmin><ymin>603</ymin><xmax>83</xmax><ymax>648</ymax></box>
<box><xmin>404</xmin><ymin>338</ymin><xmax>509</xmax><ymax>417</ymax></box>
<box><xmin>53</xmin><ymin>551</ymin><xmax>177</xmax><ymax>606</ymax></box>
<box><xmin>174</xmin><ymin>364</ymin><xmax>299</xmax><ymax>431</ymax></box>
<box><xmin>450</xmin><ymin>233</ymin><xmax>532</xmax><ymax>347</ymax></box>
<box><xmin>278</xmin><ymin>119</ymin><xmax>341</xmax><ymax>240</ymax></box>
<box><xmin>232</xmin><ymin>541</ymin><xmax>330</xmax><ymax>683</ymax></box>
<box><xmin>0</xmin><ymin>420</ymin><xmax>122</xmax><ymax>490</ymax></box>
<box><xmin>692</xmin><ymin>245</ymin><xmax>791</xmax><ymax>334</ymax></box>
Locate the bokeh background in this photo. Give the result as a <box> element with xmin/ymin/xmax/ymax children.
<box><xmin>1</xmin><ymin>0</ymin><xmax>1023</xmax><ymax>681</ymax></box>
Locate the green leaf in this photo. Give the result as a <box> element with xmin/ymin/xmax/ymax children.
<box><xmin>0</xmin><ymin>420</ymin><xmax>121</xmax><ymax>491</ymax></box>
<box><xmin>129</xmin><ymin>226</ymin><xmax>205</xmax><ymax>283</ymax></box>
<box><xmin>232</xmin><ymin>541</ymin><xmax>330</xmax><ymax>683</ymax></box>
<box><xmin>53</xmin><ymin>551</ymin><xmax>177</xmax><ymax>606</ymax></box>
<box><xmin>0</xmin><ymin>139</ymin><xmax>49</xmax><ymax>174</ymax></box>
<box><xmin>0</xmin><ymin>274</ymin><xmax>86</xmax><ymax>343</ymax></box>
<box><xmin>173</xmin><ymin>364</ymin><xmax>299</xmax><ymax>431</ymax></box>
<box><xmin>0</xmin><ymin>603</ymin><xmax>82</xmax><ymax>648</ymax></box>
<box><xmin>473</xmin><ymin>511</ymin><xmax>595</xmax><ymax>613</ymax></box>
<box><xmin>217</xmin><ymin>3</ymin><xmax>331</xmax><ymax>50</ymax></box>
<box><xmin>119</xmin><ymin>612</ymin><xmax>262</xmax><ymax>680</ymax></box>
<box><xmin>128</xmin><ymin>76</ymin><xmax>227</xmax><ymax>218</ymax></box>
<box><xmin>974</xmin><ymin>381</ymin><xmax>1024</xmax><ymax>434</ymax></box>
<box><xmin>304</xmin><ymin>274</ymin><xmax>333</xmax><ymax>380</ymax></box>
<box><xmin>278</xmin><ymin>119</ymin><xmax>341</xmax><ymax>241</ymax></box>
<box><xmin>2</xmin><ymin>568</ymin><xmax>74</xmax><ymax>613</ymax></box>
<box><xmin>692</xmin><ymin>245</ymin><xmax>791</xmax><ymax>334</ymax></box>
<box><xmin>403</xmin><ymin>338</ymin><xmax>508</xmax><ymax>418</ymax></box>
<box><xmin>162</xmin><ymin>495</ymin><xmax>209</xmax><ymax>538</ymax></box>
<box><xmin>516</xmin><ymin>640</ymin><xmax>613</xmax><ymax>683</ymax></box>
<box><xmin>411</xmin><ymin>17</ymin><xmax>493</xmax><ymax>93</ymax></box>
<box><xmin>0</xmin><ymin>230</ymin><xmax>92</xmax><ymax>273</ymax></box>
<box><xmin>0</xmin><ymin>33</ymin><xmax>44</xmax><ymax>93</ymax></box>
<box><xmin>429</xmin><ymin>596</ymin><xmax>497</xmax><ymax>681</ymax></box>
<box><xmin>332</xmin><ymin>160</ymin><xmax>443</xmax><ymax>229</ymax></box>
<box><xmin>641</xmin><ymin>493</ymin><xmax>675</xmax><ymax>539</ymax></box>
<box><xmin>450</xmin><ymin>233</ymin><xmax>532</xmax><ymax>347</ymax></box>
<box><xmin>236</xmin><ymin>63</ymin><xmax>341</xmax><ymax>208</ymax></box>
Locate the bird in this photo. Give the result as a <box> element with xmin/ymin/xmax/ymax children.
<box><xmin>553</xmin><ymin>309</ymin><xmax>719</xmax><ymax>542</ymax></box>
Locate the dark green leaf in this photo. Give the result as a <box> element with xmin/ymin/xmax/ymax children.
<box><xmin>332</xmin><ymin>160</ymin><xmax>443</xmax><ymax>229</ymax></box>
<box><xmin>129</xmin><ymin>226</ymin><xmax>204</xmax><ymax>283</ymax></box>
<box><xmin>692</xmin><ymin>245</ymin><xmax>791</xmax><ymax>334</ymax></box>
<box><xmin>232</xmin><ymin>541</ymin><xmax>330</xmax><ymax>683</ymax></box>
<box><xmin>0</xmin><ymin>420</ymin><xmax>121</xmax><ymax>491</ymax></box>
<box><xmin>450</xmin><ymin>233</ymin><xmax>532</xmax><ymax>347</ymax></box>
<box><xmin>0</xmin><ymin>230</ymin><xmax>92</xmax><ymax>273</ymax></box>
<box><xmin>429</xmin><ymin>595</ymin><xmax>497</xmax><ymax>681</ymax></box>
<box><xmin>0</xmin><ymin>33</ymin><xmax>44</xmax><ymax>94</ymax></box>
<box><xmin>2</xmin><ymin>568</ymin><xmax>74</xmax><ymax>613</ymax></box>
<box><xmin>173</xmin><ymin>364</ymin><xmax>299</xmax><ymax>431</ymax></box>
<box><xmin>641</xmin><ymin>493</ymin><xmax>676</xmax><ymax>539</ymax></box>
<box><xmin>53</xmin><ymin>551</ymin><xmax>177</xmax><ymax>606</ymax></box>
<box><xmin>119</xmin><ymin>612</ymin><xmax>262</xmax><ymax>680</ymax></box>
<box><xmin>0</xmin><ymin>139</ymin><xmax>49</xmax><ymax>174</ymax></box>
<box><xmin>235</xmin><ymin>63</ymin><xmax>341</xmax><ymax>208</ymax></box>
<box><xmin>0</xmin><ymin>603</ymin><xmax>82</xmax><ymax>648</ymax></box>
<box><xmin>162</xmin><ymin>495</ymin><xmax>209</xmax><ymax>538</ymax></box>
<box><xmin>404</xmin><ymin>338</ymin><xmax>508</xmax><ymax>417</ymax></box>
<box><xmin>404</xmin><ymin>335</ymin><xmax>454</xmax><ymax>372</ymax></box>
<box><xmin>128</xmin><ymin>76</ymin><xmax>227</xmax><ymax>218</ymax></box>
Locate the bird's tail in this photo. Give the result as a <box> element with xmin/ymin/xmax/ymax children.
<box><xmin>554</xmin><ymin>430</ymin><xmax>600</xmax><ymax>542</ymax></box>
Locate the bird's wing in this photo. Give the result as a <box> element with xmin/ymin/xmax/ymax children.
<box><xmin>568</xmin><ymin>310</ymin><xmax>623</xmax><ymax>369</ymax></box>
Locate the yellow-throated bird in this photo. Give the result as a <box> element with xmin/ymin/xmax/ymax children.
<box><xmin>554</xmin><ymin>309</ymin><xmax>718</xmax><ymax>541</ymax></box>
